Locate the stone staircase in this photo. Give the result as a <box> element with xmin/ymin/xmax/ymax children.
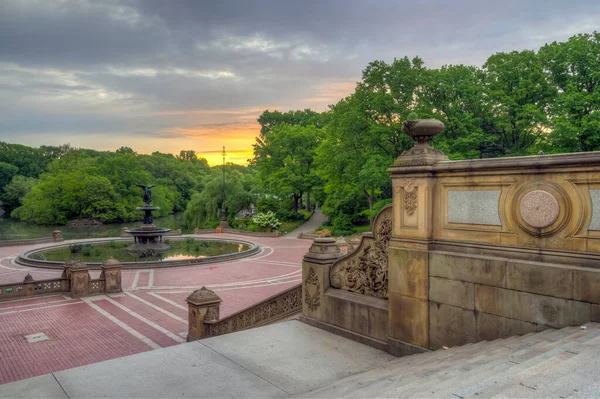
<box><xmin>299</xmin><ymin>322</ymin><xmax>600</xmax><ymax>398</ymax></box>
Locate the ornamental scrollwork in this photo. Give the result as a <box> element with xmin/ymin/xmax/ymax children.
<box><xmin>304</xmin><ymin>267</ymin><xmax>321</xmax><ymax>311</ymax></box>
<box><xmin>208</xmin><ymin>285</ymin><xmax>301</xmax><ymax>337</ymax></box>
<box><xmin>330</xmin><ymin>205</ymin><xmax>392</xmax><ymax>299</ymax></box>
<box><xmin>399</xmin><ymin>178</ymin><xmax>418</xmax><ymax>216</ymax></box>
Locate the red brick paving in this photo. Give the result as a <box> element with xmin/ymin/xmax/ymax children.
<box><xmin>0</xmin><ymin>234</ymin><xmax>311</xmax><ymax>384</ymax></box>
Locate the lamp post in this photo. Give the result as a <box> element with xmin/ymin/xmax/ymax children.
<box><xmin>219</xmin><ymin>146</ymin><xmax>229</xmax><ymax>227</ymax></box>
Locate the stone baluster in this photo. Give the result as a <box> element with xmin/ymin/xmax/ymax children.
<box><xmin>186</xmin><ymin>287</ymin><xmax>222</xmax><ymax>341</ymax></box>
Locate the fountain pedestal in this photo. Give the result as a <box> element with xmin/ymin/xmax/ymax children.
<box><xmin>126</xmin><ymin>190</ymin><xmax>171</xmax><ymax>254</ymax></box>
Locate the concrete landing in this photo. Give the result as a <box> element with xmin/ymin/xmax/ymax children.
<box><xmin>0</xmin><ymin>320</ymin><xmax>394</xmax><ymax>398</ymax></box>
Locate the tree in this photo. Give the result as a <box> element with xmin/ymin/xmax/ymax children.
<box><xmin>419</xmin><ymin>65</ymin><xmax>491</xmax><ymax>159</ymax></box>
<box><xmin>482</xmin><ymin>50</ymin><xmax>556</xmax><ymax>155</ymax></box>
<box><xmin>183</xmin><ymin>169</ymin><xmax>253</xmax><ymax>228</ymax></box>
<box><xmin>539</xmin><ymin>32</ymin><xmax>600</xmax><ymax>152</ymax></box>
<box><xmin>0</xmin><ymin>162</ymin><xmax>19</xmax><ymax>191</ymax></box>
<box><xmin>253</xmin><ymin>123</ymin><xmax>322</xmax><ymax>212</ymax></box>
<box><xmin>1</xmin><ymin>175</ymin><xmax>36</xmax><ymax>214</ymax></box>
<box><xmin>13</xmin><ymin>172</ymin><xmax>119</xmax><ymax>224</ymax></box>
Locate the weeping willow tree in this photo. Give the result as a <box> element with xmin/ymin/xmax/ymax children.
<box><xmin>183</xmin><ymin>169</ymin><xmax>253</xmax><ymax>229</ymax></box>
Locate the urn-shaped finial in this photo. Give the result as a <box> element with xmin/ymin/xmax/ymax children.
<box><xmin>394</xmin><ymin>119</ymin><xmax>448</xmax><ymax>166</ymax></box>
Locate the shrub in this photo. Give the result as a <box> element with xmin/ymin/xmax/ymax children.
<box><xmin>253</xmin><ymin>211</ymin><xmax>281</xmax><ymax>231</ymax></box>
<box><xmin>256</xmin><ymin>196</ymin><xmax>279</xmax><ymax>214</ymax></box>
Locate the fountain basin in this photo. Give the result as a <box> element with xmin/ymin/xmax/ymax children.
<box><xmin>16</xmin><ymin>237</ymin><xmax>260</xmax><ymax>269</ymax></box>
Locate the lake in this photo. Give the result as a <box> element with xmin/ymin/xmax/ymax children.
<box><xmin>0</xmin><ymin>213</ymin><xmax>187</xmax><ymax>241</ymax></box>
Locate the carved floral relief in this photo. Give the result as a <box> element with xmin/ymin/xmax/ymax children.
<box><xmin>330</xmin><ymin>205</ymin><xmax>392</xmax><ymax>299</ymax></box>
<box><xmin>304</xmin><ymin>267</ymin><xmax>321</xmax><ymax>311</ymax></box>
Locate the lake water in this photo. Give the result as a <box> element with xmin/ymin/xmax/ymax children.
<box><xmin>0</xmin><ymin>213</ymin><xmax>187</xmax><ymax>241</ymax></box>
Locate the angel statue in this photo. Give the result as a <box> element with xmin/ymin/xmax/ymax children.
<box><xmin>135</xmin><ymin>184</ymin><xmax>155</xmax><ymax>205</ymax></box>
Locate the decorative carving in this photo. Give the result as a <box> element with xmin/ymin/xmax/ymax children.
<box><xmin>304</xmin><ymin>267</ymin><xmax>321</xmax><ymax>311</ymax></box>
<box><xmin>205</xmin><ymin>306</ymin><xmax>219</xmax><ymax>321</ymax></box>
<box><xmin>399</xmin><ymin>178</ymin><xmax>418</xmax><ymax>216</ymax></box>
<box><xmin>330</xmin><ymin>205</ymin><xmax>392</xmax><ymax>299</ymax></box>
<box><xmin>208</xmin><ymin>285</ymin><xmax>301</xmax><ymax>337</ymax></box>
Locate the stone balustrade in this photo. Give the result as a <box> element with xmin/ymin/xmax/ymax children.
<box><xmin>186</xmin><ymin>284</ymin><xmax>302</xmax><ymax>341</ymax></box>
<box><xmin>0</xmin><ymin>257</ymin><xmax>122</xmax><ymax>302</ymax></box>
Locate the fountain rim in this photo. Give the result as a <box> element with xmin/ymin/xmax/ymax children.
<box><xmin>15</xmin><ymin>236</ymin><xmax>260</xmax><ymax>270</ymax></box>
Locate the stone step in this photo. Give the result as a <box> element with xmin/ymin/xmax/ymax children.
<box><xmin>299</xmin><ymin>336</ymin><xmax>526</xmax><ymax>397</ymax></box>
<box><xmin>475</xmin><ymin>329</ymin><xmax>600</xmax><ymax>398</ymax></box>
<box><xmin>451</xmin><ymin>326</ymin><xmax>600</xmax><ymax>398</ymax></box>
<box><xmin>403</xmin><ymin>326</ymin><xmax>600</xmax><ymax>398</ymax></box>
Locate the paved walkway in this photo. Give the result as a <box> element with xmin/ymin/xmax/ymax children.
<box><xmin>282</xmin><ymin>210</ymin><xmax>327</xmax><ymax>238</ymax></box>
<box><xmin>0</xmin><ymin>234</ymin><xmax>311</xmax><ymax>385</ymax></box>
<box><xmin>0</xmin><ymin>320</ymin><xmax>394</xmax><ymax>398</ymax></box>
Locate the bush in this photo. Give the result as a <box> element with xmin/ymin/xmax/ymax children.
<box><xmin>256</xmin><ymin>196</ymin><xmax>279</xmax><ymax>214</ymax></box>
<box><xmin>253</xmin><ymin>211</ymin><xmax>282</xmax><ymax>231</ymax></box>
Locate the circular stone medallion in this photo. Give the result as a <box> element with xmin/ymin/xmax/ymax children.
<box><xmin>519</xmin><ymin>190</ymin><xmax>560</xmax><ymax>228</ymax></box>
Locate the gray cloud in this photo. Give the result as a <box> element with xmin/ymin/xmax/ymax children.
<box><xmin>1</xmin><ymin>0</ymin><xmax>599</xmax><ymax>151</ymax></box>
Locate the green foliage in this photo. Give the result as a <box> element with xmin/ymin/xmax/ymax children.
<box><xmin>252</xmin><ymin>211</ymin><xmax>282</xmax><ymax>231</ymax></box>
<box><xmin>256</xmin><ymin>196</ymin><xmax>279</xmax><ymax>213</ymax></box>
<box><xmin>183</xmin><ymin>168</ymin><xmax>253</xmax><ymax>229</ymax></box>
<box><xmin>0</xmin><ymin>162</ymin><xmax>18</xmax><ymax>190</ymax></box>
<box><xmin>3</xmin><ymin>145</ymin><xmax>211</xmax><ymax>225</ymax></box>
<box><xmin>253</xmin><ymin>123</ymin><xmax>322</xmax><ymax>212</ymax></box>
<box><xmin>332</xmin><ymin>214</ymin><xmax>353</xmax><ymax>236</ymax></box>
<box><xmin>360</xmin><ymin>198</ymin><xmax>393</xmax><ymax>220</ymax></box>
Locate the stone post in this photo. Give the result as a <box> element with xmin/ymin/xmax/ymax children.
<box><xmin>120</xmin><ymin>227</ymin><xmax>129</xmax><ymax>237</ymax></box>
<box><xmin>335</xmin><ymin>237</ymin><xmax>349</xmax><ymax>255</ymax></box>
<box><xmin>386</xmin><ymin>119</ymin><xmax>447</xmax><ymax>356</ymax></box>
<box><xmin>301</xmin><ymin>238</ymin><xmax>341</xmax><ymax>321</ymax></box>
<box><xmin>68</xmin><ymin>259</ymin><xmax>90</xmax><ymax>298</ymax></box>
<box><xmin>186</xmin><ymin>286</ymin><xmax>222</xmax><ymax>341</ymax></box>
<box><xmin>101</xmin><ymin>258</ymin><xmax>122</xmax><ymax>294</ymax></box>
<box><xmin>52</xmin><ymin>230</ymin><xmax>63</xmax><ymax>242</ymax></box>
<box><xmin>194</xmin><ymin>228</ymin><xmax>200</xmax><ymax>234</ymax></box>
<box><xmin>23</xmin><ymin>273</ymin><xmax>35</xmax><ymax>297</ymax></box>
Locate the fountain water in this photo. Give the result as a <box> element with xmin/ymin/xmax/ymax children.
<box><xmin>125</xmin><ymin>184</ymin><xmax>171</xmax><ymax>253</ymax></box>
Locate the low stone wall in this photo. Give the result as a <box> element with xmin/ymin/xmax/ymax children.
<box><xmin>16</xmin><ymin>237</ymin><xmax>260</xmax><ymax>270</ymax></box>
<box><xmin>0</xmin><ymin>277</ymin><xmax>67</xmax><ymax>301</ymax></box>
<box><xmin>427</xmin><ymin>251</ymin><xmax>600</xmax><ymax>348</ymax></box>
<box><xmin>0</xmin><ymin>231</ymin><xmax>63</xmax><ymax>247</ymax></box>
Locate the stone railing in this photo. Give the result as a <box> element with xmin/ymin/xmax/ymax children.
<box><xmin>186</xmin><ymin>284</ymin><xmax>302</xmax><ymax>341</ymax></box>
<box><xmin>0</xmin><ymin>230</ymin><xmax>63</xmax><ymax>247</ymax></box>
<box><xmin>0</xmin><ymin>275</ymin><xmax>67</xmax><ymax>301</ymax></box>
<box><xmin>0</xmin><ymin>258</ymin><xmax>122</xmax><ymax>302</ymax></box>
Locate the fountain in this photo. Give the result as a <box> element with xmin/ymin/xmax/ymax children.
<box><xmin>125</xmin><ymin>184</ymin><xmax>171</xmax><ymax>254</ymax></box>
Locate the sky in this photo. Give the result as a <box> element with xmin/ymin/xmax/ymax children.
<box><xmin>1</xmin><ymin>1</ymin><xmax>599</xmax><ymax>165</ymax></box>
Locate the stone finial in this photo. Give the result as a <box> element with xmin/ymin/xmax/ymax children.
<box><xmin>23</xmin><ymin>273</ymin><xmax>34</xmax><ymax>283</ymax></box>
<box><xmin>69</xmin><ymin>259</ymin><xmax>88</xmax><ymax>270</ymax></box>
<box><xmin>394</xmin><ymin>119</ymin><xmax>449</xmax><ymax>166</ymax></box>
<box><xmin>538</xmin><ymin>150</ymin><xmax>545</xmax><ymax>155</ymax></box>
<box><xmin>186</xmin><ymin>286</ymin><xmax>222</xmax><ymax>306</ymax></box>
<box><xmin>304</xmin><ymin>238</ymin><xmax>341</xmax><ymax>264</ymax></box>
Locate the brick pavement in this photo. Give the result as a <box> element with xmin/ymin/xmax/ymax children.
<box><xmin>0</xmin><ymin>234</ymin><xmax>311</xmax><ymax>385</ymax></box>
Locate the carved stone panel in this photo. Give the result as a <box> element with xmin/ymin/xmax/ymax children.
<box><xmin>304</xmin><ymin>267</ymin><xmax>321</xmax><ymax>311</ymax></box>
<box><xmin>330</xmin><ymin>205</ymin><xmax>392</xmax><ymax>299</ymax></box>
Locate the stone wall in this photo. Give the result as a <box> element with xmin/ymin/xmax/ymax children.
<box><xmin>389</xmin><ymin>150</ymin><xmax>600</xmax><ymax>353</ymax></box>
